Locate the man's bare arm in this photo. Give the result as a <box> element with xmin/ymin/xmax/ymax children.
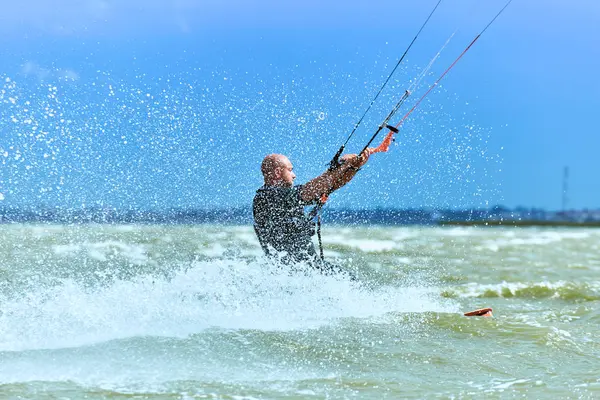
<box><xmin>299</xmin><ymin>151</ymin><xmax>371</xmax><ymax>203</ymax></box>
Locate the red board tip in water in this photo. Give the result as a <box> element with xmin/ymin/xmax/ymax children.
<box><xmin>464</xmin><ymin>307</ymin><xmax>493</xmax><ymax>317</ymax></box>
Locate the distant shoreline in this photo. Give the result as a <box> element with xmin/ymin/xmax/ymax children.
<box><xmin>440</xmin><ymin>220</ymin><xmax>600</xmax><ymax>228</ymax></box>
<box><xmin>2</xmin><ymin>207</ymin><xmax>600</xmax><ymax>227</ymax></box>
<box><xmin>2</xmin><ymin>220</ymin><xmax>600</xmax><ymax>228</ymax></box>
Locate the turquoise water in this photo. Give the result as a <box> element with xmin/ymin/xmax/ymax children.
<box><xmin>1</xmin><ymin>224</ymin><xmax>599</xmax><ymax>399</ymax></box>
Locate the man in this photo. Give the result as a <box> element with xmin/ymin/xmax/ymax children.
<box><xmin>253</xmin><ymin>151</ymin><xmax>371</xmax><ymax>271</ymax></box>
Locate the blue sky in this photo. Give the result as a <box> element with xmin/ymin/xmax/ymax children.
<box><xmin>0</xmin><ymin>0</ymin><xmax>599</xmax><ymax>211</ymax></box>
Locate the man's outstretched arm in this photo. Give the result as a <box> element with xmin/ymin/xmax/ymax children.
<box><xmin>299</xmin><ymin>151</ymin><xmax>372</xmax><ymax>203</ymax></box>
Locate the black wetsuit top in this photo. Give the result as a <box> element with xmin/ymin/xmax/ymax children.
<box><xmin>252</xmin><ymin>185</ymin><xmax>318</xmax><ymax>263</ymax></box>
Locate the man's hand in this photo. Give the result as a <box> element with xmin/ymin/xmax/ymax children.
<box><xmin>357</xmin><ymin>148</ymin><xmax>374</xmax><ymax>168</ymax></box>
<box><xmin>340</xmin><ymin>148</ymin><xmax>373</xmax><ymax>170</ymax></box>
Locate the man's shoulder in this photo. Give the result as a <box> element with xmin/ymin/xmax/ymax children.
<box><xmin>256</xmin><ymin>185</ymin><xmax>303</xmax><ymax>195</ymax></box>
<box><xmin>254</xmin><ymin>185</ymin><xmax>304</xmax><ymax>204</ymax></box>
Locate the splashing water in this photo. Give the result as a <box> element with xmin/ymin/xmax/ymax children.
<box><xmin>0</xmin><ymin>256</ymin><xmax>451</xmax><ymax>353</ymax></box>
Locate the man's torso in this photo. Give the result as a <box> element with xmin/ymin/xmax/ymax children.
<box><xmin>252</xmin><ymin>185</ymin><xmax>317</xmax><ymax>261</ymax></box>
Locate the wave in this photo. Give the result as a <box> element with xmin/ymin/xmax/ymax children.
<box><xmin>475</xmin><ymin>231</ymin><xmax>596</xmax><ymax>252</ymax></box>
<box><xmin>442</xmin><ymin>281</ymin><xmax>600</xmax><ymax>301</ymax></box>
<box><xmin>0</xmin><ymin>257</ymin><xmax>454</xmax><ymax>352</ymax></box>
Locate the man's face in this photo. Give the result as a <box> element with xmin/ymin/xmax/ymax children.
<box><xmin>277</xmin><ymin>157</ymin><xmax>296</xmax><ymax>187</ymax></box>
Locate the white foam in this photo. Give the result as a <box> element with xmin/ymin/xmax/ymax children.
<box><xmin>324</xmin><ymin>236</ymin><xmax>399</xmax><ymax>252</ymax></box>
<box><xmin>439</xmin><ymin>227</ymin><xmax>480</xmax><ymax>237</ymax></box>
<box><xmin>491</xmin><ymin>378</ymin><xmax>531</xmax><ymax>390</ymax></box>
<box><xmin>392</xmin><ymin>230</ymin><xmax>419</xmax><ymax>241</ymax></box>
<box><xmin>478</xmin><ymin>230</ymin><xmax>594</xmax><ymax>252</ymax></box>
<box><xmin>453</xmin><ymin>280</ymin><xmax>600</xmax><ymax>298</ymax></box>
<box><xmin>197</xmin><ymin>242</ymin><xmax>224</xmax><ymax>257</ymax></box>
<box><xmin>234</xmin><ymin>231</ymin><xmax>261</xmax><ymax>246</ymax></box>
<box><xmin>52</xmin><ymin>240</ymin><xmax>149</xmax><ymax>264</ymax></box>
<box><xmin>0</xmin><ymin>258</ymin><xmax>452</xmax><ymax>352</ymax></box>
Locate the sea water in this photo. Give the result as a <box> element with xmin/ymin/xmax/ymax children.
<box><xmin>0</xmin><ymin>224</ymin><xmax>599</xmax><ymax>399</ymax></box>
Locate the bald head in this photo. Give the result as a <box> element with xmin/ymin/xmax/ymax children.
<box><xmin>261</xmin><ymin>154</ymin><xmax>286</xmax><ymax>176</ymax></box>
<box><xmin>261</xmin><ymin>154</ymin><xmax>295</xmax><ymax>187</ymax></box>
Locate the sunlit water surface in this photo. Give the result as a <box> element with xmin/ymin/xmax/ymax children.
<box><xmin>1</xmin><ymin>224</ymin><xmax>599</xmax><ymax>399</ymax></box>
